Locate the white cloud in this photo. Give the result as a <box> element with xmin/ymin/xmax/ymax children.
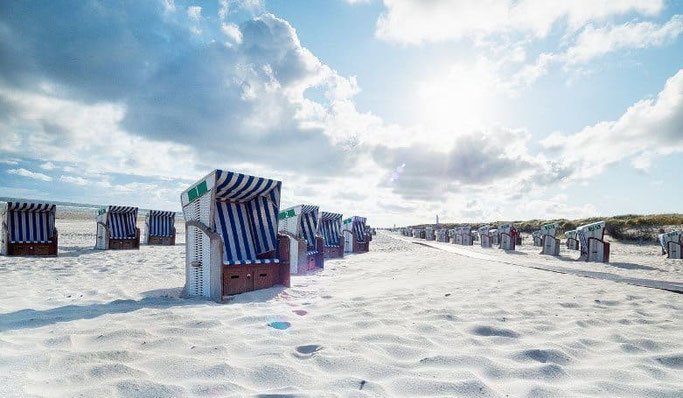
<box><xmin>59</xmin><ymin>175</ymin><xmax>88</xmax><ymax>186</ymax></box>
<box><xmin>511</xmin><ymin>14</ymin><xmax>683</xmax><ymax>88</ymax></box>
<box><xmin>541</xmin><ymin>68</ymin><xmax>683</xmax><ymax>178</ymax></box>
<box><xmin>7</xmin><ymin>168</ymin><xmax>52</xmax><ymax>182</ymax></box>
<box><xmin>187</xmin><ymin>6</ymin><xmax>202</xmax><ymax>20</ymax></box>
<box><xmin>40</xmin><ymin>162</ymin><xmax>56</xmax><ymax>170</ymax></box>
<box><xmin>221</xmin><ymin>22</ymin><xmax>243</xmax><ymax>44</ymax></box>
<box><xmin>375</xmin><ymin>0</ymin><xmax>663</xmax><ymax>45</ymax></box>
<box><xmin>565</xmin><ymin>14</ymin><xmax>683</xmax><ymax>65</ymax></box>
<box><xmin>0</xmin><ymin>158</ymin><xmax>20</xmax><ymax>165</ymax></box>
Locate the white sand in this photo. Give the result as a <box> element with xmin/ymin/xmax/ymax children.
<box><xmin>1</xmin><ymin>219</ymin><xmax>682</xmax><ymax>397</ymax></box>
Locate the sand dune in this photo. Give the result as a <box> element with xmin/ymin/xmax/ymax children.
<box><xmin>1</xmin><ymin>219</ymin><xmax>682</xmax><ymax>397</ymax></box>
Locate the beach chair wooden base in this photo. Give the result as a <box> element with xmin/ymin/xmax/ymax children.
<box><xmin>585</xmin><ymin>238</ymin><xmax>610</xmax><ymax>263</ymax></box>
<box><xmin>324</xmin><ymin>241</ymin><xmax>344</xmax><ymax>258</ymax></box>
<box><xmin>499</xmin><ymin>232</ymin><xmax>516</xmax><ymax>251</ymax></box>
<box><xmin>7</xmin><ymin>232</ymin><xmax>58</xmax><ymax>256</ymax></box>
<box><xmin>667</xmin><ymin>241</ymin><xmax>682</xmax><ymax>259</ymax></box>
<box><xmin>222</xmin><ymin>263</ymin><xmax>282</xmax><ymax>296</ymax></box>
<box><xmin>147</xmin><ymin>235</ymin><xmax>176</xmax><ymax>246</ymax></box>
<box><xmin>221</xmin><ymin>235</ymin><xmax>290</xmax><ymax>298</ymax></box>
<box><xmin>481</xmin><ymin>236</ymin><xmax>492</xmax><ymax>248</ymax></box>
<box><xmin>305</xmin><ymin>237</ymin><xmax>325</xmax><ymax>271</ymax></box>
<box><xmin>541</xmin><ymin>236</ymin><xmax>560</xmax><ymax>256</ymax></box>
<box><xmin>353</xmin><ymin>240</ymin><xmax>369</xmax><ymax>253</ymax></box>
<box><xmin>107</xmin><ymin>233</ymin><xmax>141</xmax><ymax>250</ymax></box>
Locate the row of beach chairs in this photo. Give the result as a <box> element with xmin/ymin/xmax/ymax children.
<box><xmin>0</xmin><ymin>169</ymin><xmax>373</xmax><ymax>301</ymax></box>
<box><xmin>401</xmin><ymin>221</ymin><xmax>683</xmax><ymax>264</ymax></box>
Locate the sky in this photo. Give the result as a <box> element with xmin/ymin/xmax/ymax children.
<box><xmin>0</xmin><ymin>0</ymin><xmax>682</xmax><ymax>227</ymax></box>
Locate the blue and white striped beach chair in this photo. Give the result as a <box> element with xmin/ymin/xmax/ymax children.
<box><xmin>342</xmin><ymin>216</ymin><xmax>369</xmax><ymax>253</ymax></box>
<box><xmin>318</xmin><ymin>211</ymin><xmax>344</xmax><ymax>258</ymax></box>
<box><xmin>95</xmin><ymin>206</ymin><xmax>140</xmax><ymax>250</ymax></box>
<box><xmin>145</xmin><ymin>210</ymin><xmax>176</xmax><ymax>245</ymax></box>
<box><xmin>180</xmin><ymin>170</ymin><xmax>289</xmax><ymax>301</ymax></box>
<box><xmin>279</xmin><ymin>204</ymin><xmax>324</xmax><ymax>274</ymax></box>
<box><xmin>1</xmin><ymin>201</ymin><xmax>58</xmax><ymax>256</ymax></box>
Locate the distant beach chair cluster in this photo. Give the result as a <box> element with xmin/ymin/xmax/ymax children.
<box><xmin>395</xmin><ymin>221</ymin><xmax>683</xmax><ymax>264</ymax></box>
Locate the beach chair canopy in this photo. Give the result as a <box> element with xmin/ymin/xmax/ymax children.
<box><xmin>104</xmin><ymin>206</ymin><xmax>138</xmax><ymax>239</ymax></box>
<box><xmin>319</xmin><ymin>211</ymin><xmax>342</xmax><ymax>247</ymax></box>
<box><xmin>659</xmin><ymin>230</ymin><xmax>682</xmax><ymax>253</ymax></box>
<box><xmin>478</xmin><ymin>226</ymin><xmax>489</xmax><ymax>235</ymax></box>
<box><xmin>212</xmin><ymin>170</ymin><xmax>281</xmax><ymax>264</ymax></box>
<box><xmin>577</xmin><ymin>221</ymin><xmax>605</xmax><ymax>255</ymax></box>
<box><xmin>4</xmin><ymin>202</ymin><xmax>56</xmax><ymax>243</ymax></box>
<box><xmin>498</xmin><ymin>223</ymin><xmax>513</xmax><ymax>234</ymax></box>
<box><xmin>566</xmin><ymin>230</ymin><xmax>577</xmax><ymax>239</ymax></box>
<box><xmin>541</xmin><ymin>223</ymin><xmax>559</xmax><ymax>237</ymax></box>
<box><xmin>345</xmin><ymin>216</ymin><xmax>367</xmax><ymax>242</ymax></box>
<box><xmin>148</xmin><ymin>210</ymin><xmax>176</xmax><ymax>237</ymax></box>
<box><xmin>298</xmin><ymin>205</ymin><xmax>319</xmax><ymax>251</ymax></box>
<box><xmin>532</xmin><ymin>230</ymin><xmax>541</xmax><ymax>238</ymax></box>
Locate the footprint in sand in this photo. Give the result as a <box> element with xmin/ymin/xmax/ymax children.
<box><xmin>471</xmin><ymin>325</ymin><xmax>519</xmax><ymax>338</ymax></box>
<box><xmin>294</xmin><ymin>344</ymin><xmax>323</xmax><ymax>359</ymax></box>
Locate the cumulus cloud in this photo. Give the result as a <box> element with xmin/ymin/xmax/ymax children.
<box><xmin>512</xmin><ymin>15</ymin><xmax>683</xmax><ymax>87</ymax></box>
<box><xmin>541</xmin><ymin>69</ymin><xmax>683</xmax><ymax>178</ymax></box>
<box><xmin>0</xmin><ymin>1</ymin><xmax>366</xmax><ymax>181</ymax></box>
<box><xmin>7</xmin><ymin>168</ymin><xmax>52</xmax><ymax>182</ymax></box>
<box><xmin>565</xmin><ymin>14</ymin><xmax>683</xmax><ymax>65</ymax></box>
<box><xmin>373</xmin><ymin>127</ymin><xmax>572</xmax><ymax>201</ymax></box>
<box><xmin>374</xmin><ymin>0</ymin><xmax>663</xmax><ymax>45</ymax></box>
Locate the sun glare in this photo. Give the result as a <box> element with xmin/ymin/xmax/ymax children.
<box><xmin>416</xmin><ymin>61</ymin><xmax>498</xmax><ymax>140</ymax></box>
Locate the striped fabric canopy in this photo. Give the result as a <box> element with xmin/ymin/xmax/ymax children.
<box><xmin>212</xmin><ymin>170</ymin><xmax>281</xmax><ymax>265</ymax></box>
<box><xmin>5</xmin><ymin>202</ymin><xmax>56</xmax><ymax>243</ymax></box>
<box><xmin>299</xmin><ymin>205</ymin><xmax>319</xmax><ymax>251</ymax></box>
<box><xmin>319</xmin><ymin>211</ymin><xmax>342</xmax><ymax>247</ymax></box>
<box><xmin>148</xmin><ymin>210</ymin><xmax>176</xmax><ymax>237</ymax></box>
<box><xmin>353</xmin><ymin>216</ymin><xmax>367</xmax><ymax>243</ymax></box>
<box><xmin>107</xmin><ymin>206</ymin><xmax>138</xmax><ymax>239</ymax></box>
<box><xmin>578</xmin><ymin>230</ymin><xmax>588</xmax><ymax>255</ymax></box>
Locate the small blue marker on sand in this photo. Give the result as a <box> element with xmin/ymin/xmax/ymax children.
<box><xmin>268</xmin><ymin>321</ymin><xmax>291</xmax><ymax>330</ymax></box>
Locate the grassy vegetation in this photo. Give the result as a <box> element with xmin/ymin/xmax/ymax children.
<box><xmin>409</xmin><ymin>214</ymin><xmax>683</xmax><ymax>242</ymax></box>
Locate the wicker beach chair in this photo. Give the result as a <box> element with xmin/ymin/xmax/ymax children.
<box><xmin>145</xmin><ymin>210</ymin><xmax>176</xmax><ymax>245</ymax></box>
<box><xmin>1</xmin><ymin>201</ymin><xmax>58</xmax><ymax>256</ymax></box>
<box><xmin>95</xmin><ymin>206</ymin><xmax>140</xmax><ymax>250</ymax></box>
<box><xmin>279</xmin><ymin>204</ymin><xmax>325</xmax><ymax>274</ymax></box>
<box><xmin>180</xmin><ymin>170</ymin><xmax>290</xmax><ymax>300</ymax></box>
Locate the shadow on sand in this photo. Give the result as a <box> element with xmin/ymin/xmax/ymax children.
<box><xmin>0</xmin><ymin>286</ymin><xmax>286</xmax><ymax>332</ymax></box>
